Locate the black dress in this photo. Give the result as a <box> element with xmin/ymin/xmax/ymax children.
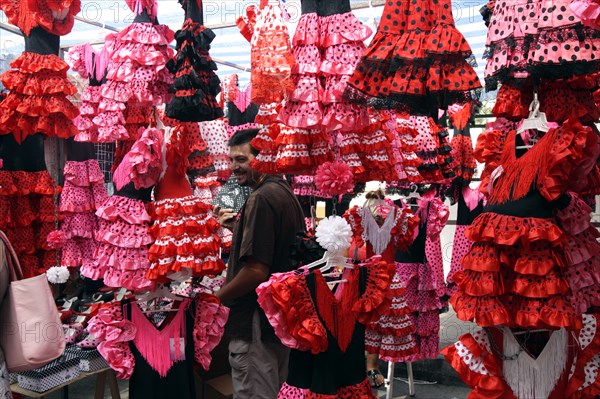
<box><xmin>257</xmin><ymin>259</ymin><xmax>394</xmax><ymax>397</ymax></box>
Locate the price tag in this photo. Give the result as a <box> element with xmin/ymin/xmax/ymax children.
<box><xmin>170</xmin><ymin>338</ymin><xmax>186</xmax><ymax>361</ymax></box>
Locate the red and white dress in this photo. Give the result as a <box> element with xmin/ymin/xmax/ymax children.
<box><xmin>442</xmin><ymin>313</ymin><xmax>600</xmax><ymax>399</ymax></box>
<box><xmin>344</xmin><ymin>204</ymin><xmax>421</xmax><ymax>361</ymax></box>
<box><xmin>145</xmin><ymin>126</ymin><xmax>225</xmax><ymax>283</ymax></box>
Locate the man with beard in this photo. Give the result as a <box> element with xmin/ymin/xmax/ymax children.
<box><xmin>215</xmin><ymin>128</ymin><xmax>305</xmax><ymax>398</ymax></box>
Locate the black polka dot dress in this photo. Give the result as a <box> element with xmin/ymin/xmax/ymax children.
<box><xmin>345</xmin><ymin>0</ymin><xmax>482</xmax><ymax>113</ymax></box>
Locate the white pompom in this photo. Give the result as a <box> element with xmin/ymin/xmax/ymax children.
<box><xmin>46</xmin><ymin>266</ymin><xmax>70</xmax><ymax>284</ymax></box>
<box><xmin>315</xmin><ymin>215</ymin><xmax>352</xmax><ymax>255</ymax></box>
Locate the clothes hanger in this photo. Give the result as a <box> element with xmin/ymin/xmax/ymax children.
<box><xmin>135</xmin><ymin>284</ymin><xmax>182</xmax><ymax>311</ymax></box>
<box><xmin>516</xmin><ymin>91</ymin><xmax>549</xmax><ymax>149</ymax></box>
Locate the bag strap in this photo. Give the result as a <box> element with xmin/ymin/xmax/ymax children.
<box><xmin>0</xmin><ymin>231</ymin><xmax>23</xmax><ymax>282</ymax></box>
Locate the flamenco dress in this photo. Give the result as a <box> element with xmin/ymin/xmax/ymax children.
<box><xmin>58</xmin><ymin>141</ymin><xmax>108</xmax><ymax>268</ymax></box>
<box><xmin>95</xmin><ymin>0</ymin><xmax>174</xmax><ymax>142</ymax></box>
<box><xmin>0</xmin><ymin>27</ymin><xmax>79</xmax><ymax>143</ymax></box>
<box><xmin>450</xmin><ymin>124</ymin><xmax>477</xmax><ymax>184</ymax></box>
<box><xmin>446</xmin><ymin>185</ymin><xmax>485</xmax><ymax>297</ymax></box>
<box><xmin>450</xmin><ymin>118</ymin><xmax>600</xmax><ymax>331</ymax></box>
<box><xmin>81</xmin><ymin>128</ymin><xmax>164</xmax><ymax>291</ymax></box>
<box><xmin>0</xmin><ymin>134</ymin><xmax>61</xmax><ymax>277</ymax></box>
<box><xmin>198</xmin><ymin>119</ymin><xmax>231</xmax><ymax>181</ymax></box>
<box><xmin>472</xmin><ymin>118</ymin><xmax>600</xmax><ymax>316</ymax></box>
<box><xmin>344</xmin><ymin>0</ymin><xmax>481</xmax><ymax>114</ymax></box>
<box><xmin>442</xmin><ymin>313</ymin><xmax>600</xmax><ymax>399</ymax></box>
<box><xmin>250</xmin><ymin>0</ymin><xmax>295</xmax><ymax>106</ymax></box>
<box><xmin>87</xmin><ymin>293</ymin><xmax>229</xmax><ymax>398</ymax></box>
<box><xmin>337</xmin><ymin>110</ymin><xmax>399</xmax><ymax>183</ymax></box>
<box><xmin>165</xmin><ymin>0</ymin><xmax>223</xmax><ymax>123</ymax></box>
<box><xmin>343</xmin><ymin>204</ymin><xmax>420</xmax><ymax>362</ymax></box>
<box><xmin>392</xmin><ymin>196</ymin><xmax>450</xmax><ymax>361</ymax></box>
<box><xmin>224</xmin><ymin>79</ymin><xmax>260</xmax><ymax>136</ymax></box>
<box><xmin>256</xmin><ymin>257</ymin><xmax>395</xmax><ymax>398</ymax></box>
<box><xmin>145</xmin><ymin>126</ymin><xmax>225</xmax><ymax>284</ymax></box>
<box><xmin>67</xmin><ymin>44</ymin><xmax>109</xmax><ymax>143</ymax></box>
<box><xmin>484</xmin><ymin>0</ymin><xmax>600</xmax><ymax>91</ymax></box>
<box><xmin>395</xmin><ymin>114</ymin><xmax>456</xmax><ymax>183</ymax></box>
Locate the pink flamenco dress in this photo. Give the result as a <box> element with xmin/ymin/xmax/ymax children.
<box><xmin>446</xmin><ymin>185</ymin><xmax>485</xmax><ymax>297</ymax></box>
<box><xmin>484</xmin><ymin>0</ymin><xmax>600</xmax><ymax>91</ymax></box>
<box><xmin>343</xmin><ymin>204</ymin><xmax>421</xmax><ymax>362</ymax></box>
<box><xmin>396</xmin><ymin>114</ymin><xmax>456</xmax><ymax>183</ymax></box>
<box><xmin>58</xmin><ymin>156</ymin><xmax>108</xmax><ymax>269</ymax></box>
<box><xmin>66</xmin><ymin>44</ymin><xmax>109</xmax><ymax>143</ymax></box>
<box><xmin>393</xmin><ymin>195</ymin><xmax>450</xmax><ymax>361</ymax></box>
<box><xmin>0</xmin><ymin>0</ymin><xmax>80</xmax><ymax>143</ymax></box>
<box><xmin>450</xmin><ymin>118</ymin><xmax>600</xmax><ymax>331</ymax></box>
<box><xmin>442</xmin><ymin>313</ymin><xmax>600</xmax><ymax>399</ymax></box>
<box><xmin>87</xmin><ymin>293</ymin><xmax>229</xmax><ymax>399</ymax></box>
<box><xmin>95</xmin><ymin>0</ymin><xmax>174</xmax><ymax>143</ymax></box>
<box><xmin>81</xmin><ymin>127</ymin><xmax>164</xmax><ymax>291</ymax></box>
<box><xmin>256</xmin><ymin>257</ymin><xmax>395</xmax><ymax>398</ymax></box>
<box><xmin>165</xmin><ymin>0</ymin><xmax>223</xmax><ymax>123</ymax></box>
<box><xmin>145</xmin><ymin>126</ymin><xmax>225</xmax><ymax>284</ymax></box>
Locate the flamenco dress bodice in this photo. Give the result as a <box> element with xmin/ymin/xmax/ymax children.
<box><xmin>316</xmin><ymin>0</ymin><xmax>351</xmax><ymax>16</ymax></box>
<box><xmin>285</xmin><ymin>269</ymin><xmax>370</xmax><ymax>395</ymax></box>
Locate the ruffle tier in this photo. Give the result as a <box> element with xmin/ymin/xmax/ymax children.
<box><xmin>97</xmin><ymin>23</ymin><xmax>175</xmax><ymax>141</ymax></box>
<box><xmin>556</xmin><ymin>194</ymin><xmax>600</xmax><ymax>314</ymax></box>
<box><xmin>484</xmin><ymin>0</ymin><xmax>600</xmax><ymax>89</ymax></box>
<box><xmin>451</xmin><ymin>212</ymin><xmax>582</xmax><ymax>330</ymax></box>
<box><xmin>0</xmin><ymin>52</ymin><xmax>79</xmax><ymax>143</ymax></box>
<box><xmin>0</xmin><ymin>170</ymin><xmax>60</xmax><ymax>277</ymax></box>
<box><xmin>165</xmin><ymin>20</ymin><xmax>223</xmax><ymax>122</ymax></box>
<box><xmin>345</xmin><ymin>22</ymin><xmax>481</xmax><ymax>112</ymax></box>
<box><xmin>277</xmin><ymin>379</ymin><xmax>374</xmax><ymax>399</ymax></box>
<box><xmin>492</xmin><ymin>79</ymin><xmax>600</xmax><ymax>123</ymax></box>
<box><xmin>1</xmin><ymin>0</ymin><xmax>81</xmax><ymax>36</ymax></box>
<box><xmin>146</xmin><ymin>195</ymin><xmax>225</xmax><ymax>282</ymax></box>
<box><xmin>83</xmin><ymin>195</ymin><xmax>153</xmax><ymax>290</ymax></box>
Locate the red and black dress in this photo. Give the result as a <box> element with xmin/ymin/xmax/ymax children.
<box><xmin>0</xmin><ymin>134</ymin><xmax>61</xmax><ymax>277</ymax></box>
<box><xmin>450</xmin><ymin>118</ymin><xmax>600</xmax><ymax>331</ymax></box>
<box><xmin>256</xmin><ymin>258</ymin><xmax>395</xmax><ymax>398</ymax></box>
<box><xmin>165</xmin><ymin>0</ymin><xmax>223</xmax><ymax>122</ymax></box>
<box><xmin>344</xmin><ymin>0</ymin><xmax>481</xmax><ymax>114</ymax></box>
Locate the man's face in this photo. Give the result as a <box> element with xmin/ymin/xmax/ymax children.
<box><xmin>229</xmin><ymin>143</ymin><xmax>262</xmax><ymax>187</ymax></box>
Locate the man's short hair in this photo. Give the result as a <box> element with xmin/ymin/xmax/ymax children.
<box><xmin>228</xmin><ymin>128</ymin><xmax>260</xmax><ymax>156</ymax></box>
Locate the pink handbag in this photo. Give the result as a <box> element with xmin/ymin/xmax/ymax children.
<box><xmin>0</xmin><ymin>231</ymin><xmax>65</xmax><ymax>372</ymax></box>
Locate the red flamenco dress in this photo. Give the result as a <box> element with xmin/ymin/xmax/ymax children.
<box><xmin>343</xmin><ymin>204</ymin><xmax>421</xmax><ymax>362</ymax></box>
<box><xmin>67</xmin><ymin>44</ymin><xmax>109</xmax><ymax>143</ymax></box>
<box><xmin>81</xmin><ymin>128</ymin><xmax>164</xmax><ymax>291</ymax></box>
<box><xmin>145</xmin><ymin>126</ymin><xmax>225</xmax><ymax>284</ymax></box>
<box><xmin>256</xmin><ymin>257</ymin><xmax>395</xmax><ymax>398</ymax></box>
<box><xmin>344</xmin><ymin>0</ymin><xmax>481</xmax><ymax>114</ymax></box>
<box><xmin>392</xmin><ymin>195</ymin><xmax>450</xmax><ymax>361</ymax></box>
<box><xmin>442</xmin><ymin>313</ymin><xmax>600</xmax><ymax>399</ymax></box>
<box><xmin>95</xmin><ymin>0</ymin><xmax>175</xmax><ymax>142</ymax></box>
<box><xmin>450</xmin><ymin>118</ymin><xmax>600</xmax><ymax>331</ymax></box>
<box><xmin>0</xmin><ymin>134</ymin><xmax>62</xmax><ymax>278</ymax></box>
<box><xmin>57</xmin><ymin>140</ymin><xmax>108</xmax><ymax>269</ymax></box>
<box><xmin>165</xmin><ymin>0</ymin><xmax>223</xmax><ymax>122</ymax></box>
<box><xmin>0</xmin><ymin>23</ymin><xmax>79</xmax><ymax>143</ymax></box>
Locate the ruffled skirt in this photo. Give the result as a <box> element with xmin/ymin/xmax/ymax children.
<box><xmin>450</xmin><ymin>212</ymin><xmax>582</xmax><ymax>330</ymax></box>
<box><xmin>146</xmin><ymin>195</ymin><xmax>225</xmax><ymax>283</ymax></box>
<box><xmin>0</xmin><ymin>52</ymin><xmax>78</xmax><ymax>143</ymax></box>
